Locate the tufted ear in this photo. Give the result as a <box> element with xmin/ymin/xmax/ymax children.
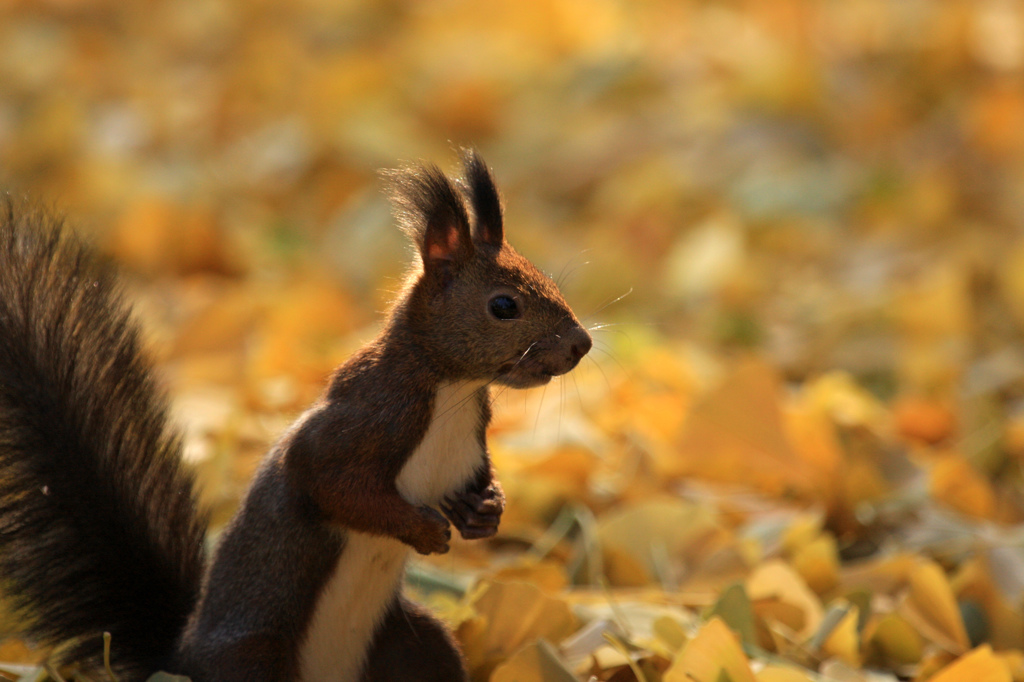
<box><xmin>460</xmin><ymin>149</ymin><xmax>503</xmax><ymax>248</ymax></box>
<box><xmin>386</xmin><ymin>163</ymin><xmax>474</xmax><ymax>282</ymax></box>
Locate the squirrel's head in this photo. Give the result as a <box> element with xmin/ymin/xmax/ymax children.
<box><xmin>388</xmin><ymin>150</ymin><xmax>591</xmax><ymax>388</ymax></box>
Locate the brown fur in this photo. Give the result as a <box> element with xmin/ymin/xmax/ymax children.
<box><xmin>179</xmin><ymin>151</ymin><xmax>590</xmax><ymax>680</ymax></box>
<box><xmin>0</xmin><ymin>151</ymin><xmax>590</xmax><ymax>682</ymax></box>
<box><xmin>0</xmin><ymin>200</ymin><xmax>207</xmax><ymax>680</ymax></box>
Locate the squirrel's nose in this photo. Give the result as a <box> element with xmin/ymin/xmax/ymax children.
<box><xmin>567</xmin><ymin>327</ymin><xmax>592</xmax><ymax>364</ymax></box>
<box><xmin>570</xmin><ymin>334</ymin><xmax>592</xmax><ymax>362</ymax></box>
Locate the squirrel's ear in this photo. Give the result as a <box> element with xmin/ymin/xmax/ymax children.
<box><xmin>386</xmin><ymin>164</ymin><xmax>474</xmax><ymax>278</ymax></box>
<box><xmin>460</xmin><ymin>149</ymin><xmax>503</xmax><ymax>248</ymax></box>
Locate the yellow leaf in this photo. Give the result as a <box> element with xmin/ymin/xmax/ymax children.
<box><xmin>790</xmin><ymin>534</ymin><xmax>839</xmax><ymax>596</ymax></box>
<box><xmin>953</xmin><ymin>557</ymin><xmax>1024</xmax><ymax>652</ymax></box>
<box><xmin>966</xmin><ymin>82</ymin><xmax>1024</xmax><ymax>158</ymax></box>
<box><xmin>782</xmin><ymin>404</ymin><xmax>843</xmax><ymax>506</ymax></box>
<box><xmin>929</xmin><ymin>645</ymin><xmax>1012</xmax><ymax>682</ymax></box>
<box><xmin>110</xmin><ymin>200</ymin><xmax>238</xmax><ymax>276</ymax></box>
<box><xmin>170</xmin><ymin>284</ymin><xmax>261</xmax><ymax>358</ymax></box>
<box><xmin>916</xmin><ymin>651</ymin><xmax>958</xmax><ymax>680</ymax></box>
<box><xmin>821</xmin><ymin>604</ymin><xmax>860</xmax><ymax>667</ymax></box>
<box><xmin>520</xmin><ymin>447</ymin><xmax>597</xmax><ymax>488</ymax></box>
<box><xmin>489</xmin><ymin>639</ymin><xmax>577</xmax><ymax>682</ymax></box>
<box><xmin>653</xmin><ymin>615</ymin><xmax>688</xmax><ymax>654</ymax></box>
<box><xmin>864</xmin><ymin>613</ymin><xmax>924</xmax><ymax>667</ymax></box>
<box><xmin>496</xmin><ymin>470</ymin><xmax>576</xmax><ymax>530</ymax></box>
<box><xmin>756</xmin><ymin>666</ymin><xmax>815</xmax><ymax>682</ymax></box>
<box><xmin>746</xmin><ymin>560</ymin><xmax>824</xmax><ymax>640</ymax></box>
<box><xmin>607</xmin><ymin>384</ymin><xmax>691</xmax><ymax>457</ymax></box>
<box><xmin>839</xmin><ymin>552</ymin><xmax>917</xmax><ymax>595</ymax></box>
<box><xmin>488</xmin><ymin>559</ymin><xmax>569</xmax><ymax>593</ymax></box>
<box><xmin>665</xmin><ymin>616</ymin><xmax>756</xmax><ymax>682</ymax></box>
<box><xmin>597</xmin><ymin>498</ymin><xmax>722</xmax><ymax>587</ymax></box>
<box><xmin>800</xmin><ymin>371</ymin><xmax>886</xmax><ymax>430</ymax></box>
<box><xmin>456</xmin><ymin>580</ymin><xmax>577</xmax><ymax>680</ymax></box>
<box><xmin>893</xmin><ymin>395</ymin><xmax>957</xmax><ymax>445</ymax></box>
<box><xmin>893</xmin><ymin>263</ymin><xmax>969</xmax><ymax>341</ymax></box>
<box><xmin>930</xmin><ymin>454</ymin><xmax>997</xmax><ymax>520</ymax></box>
<box><xmin>841</xmin><ymin>458</ymin><xmax>889</xmax><ymax>518</ymax></box>
<box><xmin>995</xmin><ymin>650</ymin><xmax>1024</xmax><ymax>682</ymax></box>
<box><xmin>1001</xmin><ymin>239</ymin><xmax>1024</xmax><ymax>327</ymax></box>
<box><xmin>246</xmin><ymin>275</ymin><xmax>361</xmax><ymax>406</ymax></box>
<box><xmin>755</xmin><ymin>598</ymin><xmax>809</xmax><ymax>638</ymax></box>
<box><xmin>669</xmin><ymin>358</ymin><xmax>816</xmax><ymax>498</ymax></box>
<box><xmin>901</xmin><ymin>559</ymin><xmax>970</xmax><ymax>654</ymax></box>
<box><xmin>780</xmin><ymin>513</ymin><xmax>825</xmax><ymax>556</ymax></box>
<box><xmin>602</xmin><ymin>544</ymin><xmax>655</xmax><ymax>587</ymax></box>
<box><xmin>109</xmin><ymin>199</ymin><xmax>177</xmax><ymax>274</ymax></box>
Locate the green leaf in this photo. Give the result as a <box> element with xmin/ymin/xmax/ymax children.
<box><xmin>705</xmin><ymin>583</ymin><xmax>757</xmax><ymax>647</ymax></box>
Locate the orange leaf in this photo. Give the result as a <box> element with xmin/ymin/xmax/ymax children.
<box><xmin>670</xmin><ymin>358</ymin><xmax>815</xmax><ymax>498</ymax></box>
<box><xmin>864</xmin><ymin>613</ymin><xmax>924</xmax><ymax>667</ymax></box>
<box><xmin>929</xmin><ymin>645</ymin><xmax>1013</xmax><ymax>682</ymax></box>
<box><xmin>747</xmin><ymin>560</ymin><xmax>824</xmax><ymax>640</ymax></box>
<box><xmin>953</xmin><ymin>556</ymin><xmax>1024</xmax><ymax>652</ymax></box>
<box><xmin>456</xmin><ymin>580</ymin><xmax>577</xmax><ymax>680</ymax></box>
<box><xmin>791</xmin><ymin>533</ymin><xmax>840</xmax><ymax>595</ymax></box>
<box><xmin>930</xmin><ymin>454</ymin><xmax>997</xmax><ymax>520</ymax></box>
<box><xmin>894</xmin><ymin>396</ymin><xmax>957</xmax><ymax>444</ymax></box>
<box><xmin>901</xmin><ymin>559</ymin><xmax>970</xmax><ymax>654</ymax></box>
<box><xmin>821</xmin><ymin>604</ymin><xmax>861</xmax><ymax>667</ymax></box>
<box><xmin>665</xmin><ymin>616</ymin><xmax>756</xmax><ymax>682</ymax></box>
<box><xmin>756</xmin><ymin>666</ymin><xmax>815</xmax><ymax>682</ymax></box>
<box><xmin>489</xmin><ymin>639</ymin><xmax>577</xmax><ymax>682</ymax></box>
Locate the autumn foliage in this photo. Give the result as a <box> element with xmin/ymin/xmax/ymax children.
<box><xmin>2</xmin><ymin>0</ymin><xmax>1024</xmax><ymax>681</ymax></box>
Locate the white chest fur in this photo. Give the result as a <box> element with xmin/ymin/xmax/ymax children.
<box><xmin>298</xmin><ymin>380</ymin><xmax>487</xmax><ymax>682</ymax></box>
<box><xmin>397</xmin><ymin>380</ymin><xmax>488</xmax><ymax>506</ymax></box>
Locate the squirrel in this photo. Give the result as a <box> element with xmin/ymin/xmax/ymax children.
<box><xmin>0</xmin><ymin>150</ymin><xmax>592</xmax><ymax>682</ymax></box>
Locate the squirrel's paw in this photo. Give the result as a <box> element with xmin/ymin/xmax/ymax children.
<box><xmin>441</xmin><ymin>481</ymin><xmax>505</xmax><ymax>540</ymax></box>
<box><xmin>410</xmin><ymin>506</ymin><xmax>451</xmax><ymax>555</ymax></box>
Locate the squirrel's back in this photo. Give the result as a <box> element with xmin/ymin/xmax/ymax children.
<box><xmin>0</xmin><ymin>201</ymin><xmax>207</xmax><ymax>679</ymax></box>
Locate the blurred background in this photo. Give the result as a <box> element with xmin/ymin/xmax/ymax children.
<box><xmin>3</xmin><ymin>1</ymin><xmax>1024</xmax><ymax>679</ymax></box>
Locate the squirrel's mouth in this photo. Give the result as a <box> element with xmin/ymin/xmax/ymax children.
<box><xmin>496</xmin><ymin>328</ymin><xmax>590</xmax><ymax>388</ymax></box>
<box><xmin>495</xmin><ymin>358</ymin><xmax>564</xmax><ymax>389</ymax></box>
<box><xmin>496</xmin><ymin>367</ymin><xmax>554</xmax><ymax>389</ymax></box>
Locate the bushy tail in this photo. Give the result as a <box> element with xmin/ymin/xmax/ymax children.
<box><xmin>0</xmin><ymin>201</ymin><xmax>207</xmax><ymax>680</ymax></box>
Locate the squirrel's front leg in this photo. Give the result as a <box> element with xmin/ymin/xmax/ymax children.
<box><xmin>441</xmin><ymin>461</ymin><xmax>505</xmax><ymax>540</ymax></box>
<box><xmin>285</xmin><ymin>410</ymin><xmax>453</xmax><ymax>555</ymax></box>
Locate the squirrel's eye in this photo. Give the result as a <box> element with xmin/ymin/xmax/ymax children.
<box><xmin>488</xmin><ymin>295</ymin><xmax>519</xmax><ymax>320</ymax></box>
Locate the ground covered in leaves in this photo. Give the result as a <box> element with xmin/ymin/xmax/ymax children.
<box><xmin>3</xmin><ymin>1</ymin><xmax>1024</xmax><ymax>681</ymax></box>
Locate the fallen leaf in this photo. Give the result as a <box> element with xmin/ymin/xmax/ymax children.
<box><xmin>669</xmin><ymin>358</ymin><xmax>819</xmax><ymax>499</ymax></box>
<box><xmin>893</xmin><ymin>396</ymin><xmax>956</xmax><ymax>444</ymax></box>
<box><xmin>756</xmin><ymin>665</ymin><xmax>815</xmax><ymax>682</ymax></box>
<box><xmin>800</xmin><ymin>371</ymin><xmax>887</xmax><ymax>431</ymax></box>
<box><xmin>901</xmin><ymin>559</ymin><xmax>970</xmax><ymax>654</ymax></box>
<box><xmin>747</xmin><ymin>560</ymin><xmax>824</xmax><ymax>640</ymax></box>
<box><xmin>110</xmin><ymin>199</ymin><xmax>239</xmax><ymax>276</ymax></box>
<box><xmin>790</xmin><ymin>533</ymin><xmax>840</xmax><ymax>595</ymax></box>
<box><xmin>863</xmin><ymin>613</ymin><xmax>924</xmax><ymax>668</ymax></box>
<box><xmin>490</xmin><ymin>639</ymin><xmax>577</xmax><ymax>682</ymax></box>
<box><xmin>664</xmin><ymin>616</ymin><xmax>756</xmax><ymax>682</ymax></box>
<box><xmin>597</xmin><ymin>498</ymin><xmax>722</xmax><ymax>587</ymax></box>
<box><xmin>488</xmin><ymin>558</ymin><xmax>569</xmax><ymax>593</ymax></box>
<box><xmin>456</xmin><ymin>580</ymin><xmax>578</xmax><ymax>680</ymax></box>
<box><xmin>653</xmin><ymin>615</ymin><xmax>688</xmax><ymax>655</ymax></box>
<box><xmin>952</xmin><ymin>556</ymin><xmax>1024</xmax><ymax>652</ymax></box>
<box><xmin>705</xmin><ymin>583</ymin><xmax>757</xmax><ymax>647</ymax></box>
<box><xmin>928</xmin><ymin>645</ymin><xmax>1012</xmax><ymax>682</ymax></box>
<box><xmin>820</xmin><ymin>603</ymin><xmax>861</xmax><ymax>667</ymax></box>
<box><xmin>929</xmin><ymin>454</ymin><xmax>997</xmax><ymax>520</ymax></box>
